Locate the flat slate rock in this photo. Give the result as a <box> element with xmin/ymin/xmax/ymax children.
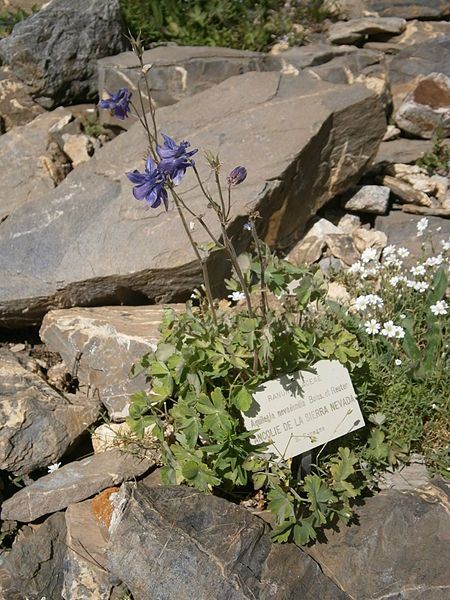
<box><xmin>107</xmin><ymin>483</ymin><xmax>349</xmax><ymax>599</ymax></box>
<box><xmin>0</xmin><ymin>449</ymin><xmax>153</xmax><ymax>522</ymax></box>
<box><xmin>328</xmin><ymin>17</ymin><xmax>406</xmax><ymax>45</ymax></box>
<box><xmin>0</xmin><ymin>348</ymin><xmax>99</xmax><ymax>476</ymax></box>
<box><xmin>0</xmin><ymin>513</ymin><xmax>66</xmax><ymax>600</ymax></box>
<box><xmin>40</xmin><ymin>304</ymin><xmax>184</xmax><ymax>420</ymax></box>
<box><xmin>373</xmin><ymin>138</ymin><xmax>434</xmax><ymax>166</ymax></box>
<box><xmin>98</xmin><ymin>45</ymin><xmax>265</xmax><ymax>130</ymax></box>
<box><xmin>0</xmin><ymin>70</ymin><xmax>385</xmax><ymax>327</ymax></box>
<box><xmin>389</xmin><ymin>37</ymin><xmax>450</xmax><ymax>86</ymax></box>
<box><xmin>306</xmin><ymin>481</ymin><xmax>450</xmax><ymax>599</ymax></box>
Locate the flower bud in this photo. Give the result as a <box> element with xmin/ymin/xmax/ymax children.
<box><xmin>227</xmin><ymin>166</ymin><xmax>247</xmax><ymax>187</ymax></box>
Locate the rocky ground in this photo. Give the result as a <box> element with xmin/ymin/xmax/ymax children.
<box><xmin>0</xmin><ymin>0</ymin><xmax>449</xmax><ymax>598</ymax></box>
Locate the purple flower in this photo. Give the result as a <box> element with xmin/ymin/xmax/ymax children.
<box><xmin>98</xmin><ymin>88</ymin><xmax>132</xmax><ymax>120</ymax></box>
<box><xmin>227</xmin><ymin>166</ymin><xmax>247</xmax><ymax>187</ymax></box>
<box><xmin>126</xmin><ymin>157</ymin><xmax>168</xmax><ymax>210</ymax></box>
<box><xmin>157</xmin><ymin>133</ymin><xmax>197</xmax><ymax>185</ymax></box>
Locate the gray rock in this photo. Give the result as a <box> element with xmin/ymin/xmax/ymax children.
<box><xmin>377</xmin><ymin>455</ymin><xmax>430</xmax><ymax>491</ymax></box>
<box><xmin>306</xmin><ymin>481</ymin><xmax>450</xmax><ymax>599</ymax></box>
<box><xmin>0</xmin><ymin>0</ymin><xmax>126</xmax><ymax>108</ymax></box>
<box><xmin>270</xmin><ymin>42</ymin><xmax>359</xmax><ymax>70</ymax></box>
<box><xmin>107</xmin><ymin>483</ymin><xmax>349</xmax><ymax>600</ymax></box>
<box><xmin>287</xmin><ymin>217</ymin><xmax>339</xmax><ymax>266</ymax></box>
<box><xmin>329</xmin><ymin>17</ymin><xmax>406</xmax><ymax>45</ymax></box>
<box><xmin>0</xmin><ymin>70</ymin><xmax>386</xmax><ymax>327</ymax></box>
<box><xmin>40</xmin><ymin>304</ymin><xmax>184</xmax><ymax>421</ymax></box>
<box><xmin>63</xmin><ymin>499</ymin><xmax>112</xmax><ymax>600</ymax></box>
<box><xmin>380</xmin><ymin>175</ymin><xmax>433</xmax><ymax>206</ymax></box>
<box><xmin>287</xmin><ymin>236</ymin><xmax>326</xmax><ymax>266</ymax></box>
<box><xmin>0</xmin><ymin>67</ymin><xmax>43</xmax><ymax>131</ymax></box>
<box><xmin>98</xmin><ymin>45</ymin><xmax>265</xmax><ymax>130</ymax></box>
<box><xmin>0</xmin><ymin>108</ymin><xmax>73</xmax><ymax>222</ymax></box>
<box><xmin>389</xmin><ymin>37</ymin><xmax>450</xmax><ymax>88</ymax></box>
<box><xmin>373</xmin><ymin>138</ymin><xmax>435</xmax><ymax>166</ymax></box>
<box><xmin>307</xmin><ymin>48</ymin><xmax>392</xmax><ymax>112</ymax></box>
<box><xmin>389</xmin><ymin>20</ymin><xmax>450</xmax><ymax>47</ymax></box>
<box><xmin>395</xmin><ymin>72</ymin><xmax>450</xmax><ymax>139</ymax></box>
<box><xmin>0</xmin><ymin>513</ymin><xmax>66</xmax><ymax>600</ymax></box>
<box><xmin>0</xmin><ymin>348</ymin><xmax>99</xmax><ymax>476</ymax></box>
<box><xmin>343</xmin><ymin>185</ymin><xmax>390</xmax><ymax>213</ymax></box>
<box><xmin>1</xmin><ymin>449</ymin><xmax>153</xmax><ymax>522</ymax></box>
<box><xmin>325</xmin><ymin>234</ymin><xmax>360</xmax><ymax>265</ymax></box>
<box><xmin>375</xmin><ymin>211</ymin><xmax>450</xmax><ymax>259</ymax></box>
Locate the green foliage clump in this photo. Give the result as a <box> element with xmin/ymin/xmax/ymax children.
<box><xmin>0</xmin><ymin>4</ymin><xmax>39</xmax><ymax>38</ymax></box>
<box><xmin>127</xmin><ymin>247</ymin><xmax>402</xmax><ymax>545</ymax></box>
<box><xmin>417</xmin><ymin>127</ymin><xmax>450</xmax><ymax>176</ymax></box>
<box><xmin>119</xmin><ymin>0</ymin><xmax>330</xmax><ymax>52</ymax></box>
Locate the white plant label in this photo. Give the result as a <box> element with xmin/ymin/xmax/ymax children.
<box><xmin>243</xmin><ymin>360</ymin><xmax>365</xmax><ymax>459</ymax></box>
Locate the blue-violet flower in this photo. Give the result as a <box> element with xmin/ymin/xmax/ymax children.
<box><xmin>127</xmin><ymin>157</ymin><xmax>168</xmax><ymax>210</ymax></box>
<box><xmin>99</xmin><ymin>88</ymin><xmax>132</xmax><ymax>120</ymax></box>
<box><xmin>157</xmin><ymin>133</ymin><xmax>197</xmax><ymax>185</ymax></box>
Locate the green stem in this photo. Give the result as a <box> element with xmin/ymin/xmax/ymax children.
<box><xmin>170</xmin><ymin>188</ymin><xmax>218</xmax><ymax>326</ymax></box>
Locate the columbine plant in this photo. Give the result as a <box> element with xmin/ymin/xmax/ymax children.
<box><xmin>98</xmin><ymin>34</ymin><xmax>419</xmax><ymax>545</ymax></box>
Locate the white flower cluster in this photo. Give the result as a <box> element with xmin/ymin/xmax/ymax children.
<box><xmin>430</xmin><ymin>300</ymin><xmax>448</xmax><ymax>316</ymax></box>
<box><xmin>354</xmin><ymin>294</ymin><xmax>384</xmax><ymax>312</ymax></box>
<box><xmin>364</xmin><ymin>319</ymin><xmax>405</xmax><ymax>339</ymax></box>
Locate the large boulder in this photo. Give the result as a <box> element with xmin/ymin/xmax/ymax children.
<box><xmin>0</xmin><ymin>348</ymin><xmax>100</xmax><ymax>476</ymax></box>
<box><xmin>306</xmin><ymin>480</ymin><xmax>450</xmax><ymax>599</ymax></box>
<box><xmin>0</xmin><ymin>0</ymin><xmax>126</xmax><ymax>108</ymax></box>
<box><xmin>40</xmin><ymin>305</ymin><xmax>184</xmax><ymax>420</ymax></box>
<box><xmin>0</xmin><ymin>70</ymin><xmax>385</xmax><ymax>328</ymax></box>
<box><xmin>107</xmin><ymin>483</ymin><xmax>349</xmax><ymax>599</ymax></box>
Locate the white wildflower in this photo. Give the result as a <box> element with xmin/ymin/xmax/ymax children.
<box><xmin>48</xmin><ymin>462</ymin><xmax>61</xmax><ymax>474</ymax></box>
<box><xmin>397</xmin><ymin>247</ymin><xmax>410</xmax><ymax>258</ymax></box>
<box><xmin>389</xmin><ymin>276</ymin><xmax>401</xmax><ymax>287</ymax></box>
<box><xmin>383</xmin><ymin>245</ymin><xmax>396</xmax><ymax>257</ymax></box>
<box><xmin>366</xmin><ymin>294</ymin><xmax>384</xmax><ymax>307</ymax></box>
<box><xmin>381</xmin><ymin>320</ymin><xmax>398</xmax><ymax>338</ymax></box>
<box><xmin>354</xmin><ymin>296</ymin><xmax>369</xmax><ymax>311</ymax></box>
<box><xmin>228</xmin><ymin>291</ymin><xmax>246</xmax><ymax>302</ymax></box>
<box><xmin>413</xmin><ymin>281</ymin><xmax>429</xmax><ymax>293</ymax></box>
<box><xmin>394</xmin><ymin>325</ymin><xmax>405</xmax><ymax>339</ymax></box>
<box><xmin>361</xmin><ymin>248</ymin><xmax>378</xmax><ymax>263</ymax></box>
<box><xmin>410</xmin><ymin>265</ymin><xmax>426</xmax><ymax>277</ymax></box>
<box><xmin>432</xmin><ymin>403</ymin><xmax>437</xmax><ymax>410</ymax></box>
<box><xmin>416</xmin><ymin>217</ymin><xmax>429</xmax><ymax>236</ymax></box>
<box><xmin>348</xmin><ymin>261</ymin><xmax>364</xmax><ymax>274</ymax></box>
<box><xmin>430</xmin><ymin>300</ymin><xmax>448</xmax><ymax>316</ymax></box>
<box><xmin>365</xmin><ymin>319</ymin><xmax>381</xmax><ymax>335</ymax></box>
<box><xmin>425</xmin><ymin>254</ymin><xmax>443</xmax><ymax>267</ymax></box>
<box><xmin>395</xmin><ymin>359</ymin><xmax>402</xmax><ymax>366</ymax></box>
<box><xmin>400</xmin><ymin>314</ymin><xmax>406</xmax><ymax>319</ymax></box>
<box><xmin>406</xmin><ymin>280</ymin><xmax>415</xmax><ymax>288</ymax></box>
<box><xmin>441</xmin><ymin>240</ymin><xmax>450</xmax><ymax>251</ymax></box>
